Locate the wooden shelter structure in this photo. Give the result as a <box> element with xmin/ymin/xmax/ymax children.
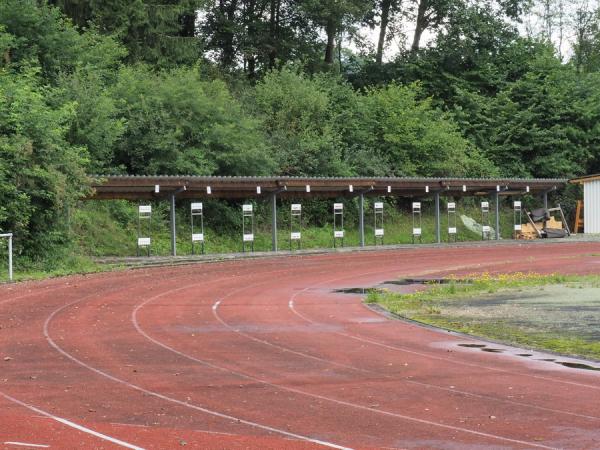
<box><xmin>88</xmin><ymin>175</ymin><xmax>568</xmax><ymax>255</ymax></box>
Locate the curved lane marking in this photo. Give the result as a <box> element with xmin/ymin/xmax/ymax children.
<box><xmin>131</xmin><ymin>271</ymin><xmax>558</xmax><ymax>449</ymax></box>
<box><xmin>44</xmin><ymin>272</ymin><xmax>353</xmax><ymax>450</ymax></box>
<box><xmin>0</xmin><ymin>391</ymin><xmax>144</xmax><ymax>450</ymax></box>
<box><xmin>287</xmin><ymin>266</ymin><xmax>600</xmax><ymax>391</ymax></box>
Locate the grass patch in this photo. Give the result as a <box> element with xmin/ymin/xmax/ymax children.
<box><xmin>368</xmin><ymin>273</ymin><xmax>600</xmax><ymax>360</ymax></box>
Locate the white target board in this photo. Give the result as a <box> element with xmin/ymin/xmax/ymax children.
<box><xmin>412</xmin><ymin>202</ymin><xmax>421</xmax><ymax>211</ymax></box>
<box><xmin>514</xmin><ymin>201</ymin><xmax>522</xmax><ymax>209</ymax></box>
<box><xmin>191</xmin><ymin>202</ymin><xmax>203</xmax><ymax>211</ymax></box>
<box><xmin>413</xmin><ymin>228</ymin><xmax>422</xmax><ymax>236</ymax></box>
<box><xmin>447</xmin><ymin>202</ymin><xmax>456</xmax><ymax>210</ymax></box>
<box><xmin>243</xmin><ymin>204</ymin><xmax>253</xmax><ymax>213</ymax></box>
<box><xmin>192</xmin><ymin>233</ymin><xmax>204</xmax><ymax>242</ymax></box>
<box><xmin>374</xmin><ymin>202</ymin><xmax>384</xmax><ymax>210</ymax></box>
<box><xmin>333</xmin><ymin>203</ymin><xmax>344</xmax><ymax>211</ymax></box>
<box><xmin>243</xmin><ymin>233</ymin><xmax>254</xmax><ymax>242</ymax></box>
<box><xmin>291</xmin><ymin>232</ymin><xmax>301</xmax><ymax>240</ymax></box>
<box><xmin>138</xmin><ymin>237</ymin><xmax>151</xmax><ymax>246</ymax></box>
<box><xmin>375</xmin><ymin>228</ymin><xmax>384</xmax><ymax>237</ymax></box>
<box><xmin>334</xmin><ymin>230</ymin><xmax>344</xmax><ymax>238</ymax></box>
<box><xmin>481</xmin><ymin>201</ymin><xmax>489</xmax><ymax>210</ymax></box>
<box><xmin>139</xmin><ymin>205</ymin><xmax>152</xmax><ymax>214</ymax></box>
<box><xmin>448</xmin><ymin>227</ymin><xmax>457</xmax><ymax>234</ymax></box>
<box><xmin>291</xmin><ymin>204</ymin><xmax>302</xmax><ymax>211</ymax></box>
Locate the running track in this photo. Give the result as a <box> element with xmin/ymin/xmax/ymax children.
<box><xmin>1</xmin><ymin>242</ymin><xmax>600</xmax><ymax>449</ymax></box>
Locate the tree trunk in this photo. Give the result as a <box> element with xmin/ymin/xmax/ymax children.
<box><xmin>268</xmin><ymin>0</ymin><xmax>278</xmax><ymax>68</ymax></box>
<box><xmin>376</xmin><ymin>0</ymin><xmax>393</xmax><ymax>64</ymax></box>
<box><xmin>411</xmin><ymin>0</ymin><xmax>427</xmax><ymax>52</ymax></box>
<box><xmin>221</xmin><ymin>0</ymin><xmax>238</xmax><ymax>68</ymax></box>
<box><xmin>324</xmin><ymin>18</ymin><xmax>336</xmax><ymax>64</ymax></box>
<box><xmin>245</xmin><ymin>0</ymin><xmax>257</xmax><ymax>78</ymax></box>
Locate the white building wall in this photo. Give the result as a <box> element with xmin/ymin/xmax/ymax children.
<box><xmin>584</xmin><ymin>180</ymin><xmax>600</xmax><ymax>233</ymax></box>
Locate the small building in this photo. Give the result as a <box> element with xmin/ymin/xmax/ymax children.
<box><xmin>571</xmin><ymin>174</ymin><xmax>600</xmax><ymax>233</ymax></box>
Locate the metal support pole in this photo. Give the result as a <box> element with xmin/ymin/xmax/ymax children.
<box><xmin>8</xmin><ymin>235</ymin><xmax>12</xmax><ymax>282</ymax></box>
<box><xmin>543</xmin><ymin>191</ymin><xmax>548</xmax><ymax>210</ymax></box>
<box><xmin>271</xmin><ymin>193</ymin><xmax>278</xmax><ymax>252</ymax></box>
<box><xmin>170</xmin><ymin>194</ymin><xmax>176</xmax><ymax>256</ymax></box>
<box><xmin>495</xmin><ymin>192</ymin><xmax>500</xmax><ymax>240</ymax></box>
<box><xmin>359</xmin><ymin>193</ymin><xmax>365</xmax><ymax>247</ymax></box>
<box><xmin>434</xmin><ymin>192</ymin><xmax>441</xmax><ymax>244</ymax></box>
<box><xmin>1</xmin><ymin>233</ymin><xmax>13</xmax><ymax>281</ymax></box>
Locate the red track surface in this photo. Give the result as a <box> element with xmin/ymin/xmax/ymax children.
<box><xmin>1</xmin><ymin>242</ymin><xmax>600</xmax><ymax>449</ymax></box>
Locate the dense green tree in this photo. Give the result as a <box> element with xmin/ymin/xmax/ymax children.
<box><xmin>109</xmin><ymin>65</ymin><xmax>275</xmax><ymax>175</ymax></box>
<box><xmin>51</xmin><ymin>0</ymin><xmax>202</xmax><ymax>67</ymax></box>
<box><xmin>0</xmin><ymin>66</ymin><xmax>89</xmax><ymax>256</ymax></box>
<box><xmin>252</xmin><ymin>68</ymin><xmax>352</xmax><ymax>175</ymax></box>
<box><xmin>348</xmin><ymin>83</ymin><xmax>494</xmax><ymax>176</ymax></box>
<box><xmin>483</xmin><ymin>57</ymin><xmax>599</xmax><ymax>178</ymax></box>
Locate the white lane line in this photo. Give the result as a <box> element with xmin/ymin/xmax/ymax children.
<box><xmin>287</xmin><ymin>266</ymin><xmax>600</xmax><ymax>391</ymax></box>
<box><xmin>0</xmin><ymin>392</ymin><xmax>144</xmax><ymax>450</ymax></box>
<box><xmin>44</xmin><ymin>276</ymin><xmax>352</xmax><ymax>450</ymax></box>
<box><xmin>208</xmin><ymin>300</ymin><xmax>557</xmax><ymax>450</ymax></box>
<box><xmin>4</xmin><ymin>442</ymin><xmax>49</xmax><ymax>448</ymax></box>
<box><xmin>215</xmin><ymin>284</ymin><xmax>600</xmax><ymax>421</ymax></box>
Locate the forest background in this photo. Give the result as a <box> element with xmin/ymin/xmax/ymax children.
<box><xmin>1</xmin><ymin>0</ymin><xmax>599</xmax><ymax>267</ymax></box>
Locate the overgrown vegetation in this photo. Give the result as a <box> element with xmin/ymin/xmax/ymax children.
<box><xmin>1</xmin><ymin>0</ymin><xmax>598</xmax><ymax>271</ymax></box>
<box><xmin>367</xmin><ymin>273</ymin><xmax>600</xmax><ymax>359</ymax></box>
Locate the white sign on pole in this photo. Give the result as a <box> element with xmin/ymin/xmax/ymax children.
<box><xmin>482</xmin><ymin>225</ymin><xmax>491</xmax><ymax>232</ymax></box>
<box><xmin>291</xmin><ymin>232</ymin><xmax>301</xmax><ymax>240</ymax></box>
<box><xmin>333</xmin><ymin>203</ymin><xmax>343</xmax><ymax>210</ymax></box>
<box><xmin>192</xmin><ymin>233</ymin><xmax>204</xmax><ymax>242</ymax></box>
<box><xmin>139</xmin><ymin>205</ymin><xmax>152</xmax><ymax>214</ymax></box>
<box><xmin>374</xmin><ymin>202</ymin><xmax>384</xmax><ymax>210</ymax></box>
<box><xmin>138</xmin><ymin>237</ymin><xmax>151</xmax><ymax>246</ymax></box>
<box><xmin>413</xmin><ymin>228</ymin><xmax>422</xmax><ymax>236</ymax></box>
<box><xmin>154</xmin><ymin>185</ymin><xmax>160</xmax><ymax>193</ymax></box>
<box><xmin>348</xmin><ymin>185</ymin><xmax>353</xmax><ymax>192</ymax></box>
<box><xmin>306</xmin><ymin>185</ymin><xmax>311</xmax><ymax>193</ymax></box>
<box><xmin>481</xmin><ymin>201</ymin><xmax>489</xmax><ymax>210</ymax></box>
<box><xmin>462</xmin><ymin>185</ymin><xmax>467</xmax><ymax>192</ymax></box>
<box><xmin>412</xmin><ymin>202</ymin><xmax>421</xmax><ymax>211</ymax></box>
<box><xmin>448</xmin><ymin>202</ymin><xmax>456</xmax><ymax>210</ymax></box>
<box><xmin>243</xmin><ymin>204</ymin><xmax>253</xmax><ymax>212</ymax></box>
<box><xmin>334</xmin><ymin>230</ymin><xmax>344</xmax><ymax>238</ymax></box>
<box><xmin>425</xmin><ymin>185</ymin><xmax>429</xmax><ymax>193</ymax></box>
<box><xmin>526</xmin><ymin>186</ymin><xmax>530</xmax><ymax>193</ymax></box>
<box><xmin>514</xmin><ymin>224</ymin><xmax>522</xmax><ymax>231</ymax></box>
<box><xmin>243</xmin><ymin>233</ymin><xmax>254</xmax><ymax>242</ymax></box>
<box><xmin>448</xmin><ymin>227</ymin><xmax>457</xmax><ymax>234</ymax></box>
<box><xmin>375</xmin><ymin>228</ymin><xmax>384</xmax><ymax>237</ymax></box>
<box><xmin>387</xmin><ymin>186</ymin><xmax>391</xmax><ymax>193</ymax></box>
<box><xmin>496</xmin><ymin>185</ymin><xmax>501</xmax><ymax>192</ymax></box>
<box><xmin>191</xmin><ymin>202</ymin><xmax>203</xmax><ymax>211</ymax></box>
<box><xmin>206</xmin><ymin>186</ymin><xmax>212</xmax><ymax>194</ymax></box>
<box><xmin>256</xmin><ymin>186</ymin><xmax>261</xmax><ymax>194</ymax></box>
<box><xmin>514</xmin><ymin>201</ymin><xmax>522</xmax><ymax>209</ymax></box>
<box><xmin>291</xmin><ymin>204</ymin><xmax>302</xmax><ymax>211</ymax></box>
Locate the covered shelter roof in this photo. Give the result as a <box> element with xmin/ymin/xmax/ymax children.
<box><xmin>570</xmin><ymin>174</ymin><xmax>600</xmax><ymax>184</ymax></box>
<box><xmin>88</xmin><ymin>175</ymin><xmax>568</xmax><ymax>200</ymax></box>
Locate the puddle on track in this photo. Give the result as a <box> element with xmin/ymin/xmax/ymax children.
<box><xmin>558</xmin><ymin>362</ymin><xmax>600</xmax><ymax>371</ymax></box>
<box><xmin>458</xmin><ymin>343</ymin><xmax>600</xmax><ymax>372</ymax></box>
<box><xmin>334</xmin><ymin>287</ymin><xmax>381</xmax><ymax>295</ymax></box>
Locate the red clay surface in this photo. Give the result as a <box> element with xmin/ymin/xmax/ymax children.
<box><xmin>1</xmin><ymin>242</ymin><xmax>600</xmax><ymax>450</ymax></box>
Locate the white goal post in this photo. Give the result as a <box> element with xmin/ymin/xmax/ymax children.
<box><xmin>0</xmin><ymin>233</ymin><xmax>13</xmax><ymax>281</ymax></box>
